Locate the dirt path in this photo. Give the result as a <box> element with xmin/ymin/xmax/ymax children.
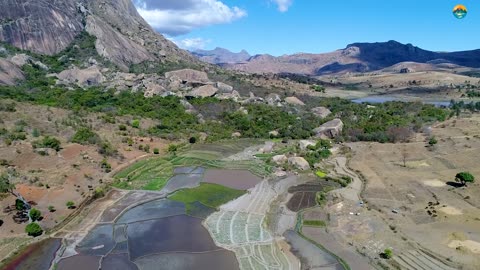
<box><xmin>330</xmin><ymin>157</ymin><xmax>362</xmax><ymax>202</ymax></box>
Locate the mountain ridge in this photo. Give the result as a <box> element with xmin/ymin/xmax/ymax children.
<box><xmin>200</xmin><ymin>41</ymin><xmax>480</xmax><ymax>75</ymax></box>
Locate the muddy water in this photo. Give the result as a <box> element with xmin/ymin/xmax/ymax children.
<box><xmin>135</xmin><ymin>251</ymin><xmax>240</xmax><ymax>270</ymax></box>
<box><xmin>127</xmin><ymin>215</ymin><xmax>219</xmax><ymax>260</ymax></box>
<box><xmin>203</xmin><ymin>169</ymin><xmax>262</xmax><ymax>190</ymax></box>
<box><xmin>1</xmin><ymin>238</ymin><xmax>61</xmax><ymax>270</ymax></box>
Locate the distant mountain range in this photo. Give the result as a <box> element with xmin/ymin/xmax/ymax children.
<box><xmin>192</xmin><ymin>41</ymin><xmax>480</xmax><ymax>75</ymax></box>
<box><xmin>191</xmin><ymin>47</ymin><xmax>251</xmax><ymax>64</ymax></box>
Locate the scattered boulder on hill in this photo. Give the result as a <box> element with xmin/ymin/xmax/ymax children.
<box><xmin>285</xmin><ymin>96</ymin><xmax>305</xmax><ymax>106</ymax></box>
<box><xmin>143</xmin><ymin>83</ymin><xmax>166</xmax><ymax>97</ymax></box>
<box><xmin>57</xmin><ymin>65</ymin><xmax>105</xmax><ymax>87</ymax></box>
<box><xmin>10</xmin><ymin>54</ymin><xmax>49</xmax><ymax>70</ymax></box>
<box><xmin>314</xmin><ymin>119</ymin><xmax>344</xmax><ymax>139</ymax></box>
<box><xmin>265</xmin><ymin>93</ymin><xmax>282</xmax><ymax>106</ymax></box>
<box><xmin>186</xmin><ymin>85</ymin><xmax>218</xmax><ymax>98</ymax></box>
<box><xmin>217</xmin><ymin>90</ymin><xmax>241</xmax><ymax>101</ymax></box>
<box><xmin>260</xmin><ymin>141</ymin><xmax>275</xmax><ymax>154</ymax></box>
<box><xmin>216</xmin><ymin>82</ymin><xmax>234</xmax><ymax>93</ymax></box>
<box><xmin>272</xmin><ymin>155</ymin><xmax>288</xmax><ymax>165</ymax></box>
<box><xmin>311</xmin><ymin>107</ymin><xmax>332</xmax><ymax>118</ymax></box>
<box><xmin>288</xmin><ymin>157</ymin><xmax>310</xmax><ymax>170</ymax></box>
<box><xmin>299</xmin><ymin>140</ymin><xmax>316</xmax><ymax>151</ymax></box>
<box><xmin>0</xmin><ymin>59</ymin><xmax>24</xmax><ymax>85</ymax></box>
<box><xmin>166</xmin><ymin>69</ymin><xmax>209</xmax><ymax>85</ymax></box>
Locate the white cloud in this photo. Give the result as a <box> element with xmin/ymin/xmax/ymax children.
<box><xmin>271</xmin><ymin>0</ymin><xmax>293</xmax><ymax>12</ymax></box>
<box><xmin>134</xmin><ymin>0</ymin><xmax>247</xmax><ymax>36</ymax></box>
<box><xmin>170</xmin><ymin>37</ymin><xmax>211</xmax><ymax>50</ymax></box>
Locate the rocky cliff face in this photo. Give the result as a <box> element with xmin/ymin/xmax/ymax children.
<box><xmin>0</xmin><ymin>0</ymin><xmax>84</xmax><ymax>55</ymax></box>
<box><xmin>0</xmin><ymin>0</ymin><xmax>197</xmax><ymax>70</ymax></box>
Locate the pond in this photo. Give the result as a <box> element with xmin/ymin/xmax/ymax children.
<box><xmin>1</xmin><ymin>238</ymin><xmax>61</xmax><ymax>270</ymax></box>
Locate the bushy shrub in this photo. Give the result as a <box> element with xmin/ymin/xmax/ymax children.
<box><xmin>25</xmin><ymin>222</ymin><xmax>43</xmax><ymax>237</ymax></box>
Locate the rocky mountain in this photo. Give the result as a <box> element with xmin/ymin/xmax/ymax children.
<box><xmin>220</xmin><ymin>41</ymin><xmax>480</xmax><ymax>75</ymax></box>
<box><xmin>0</xmin><ymin>0</ymin><xmax>197</xmax><ymax>71</ymax></box>
<box><xmin>192</xmin><ymin>47</ymin><xmax>251</xmax><ymax>64</ymax></box>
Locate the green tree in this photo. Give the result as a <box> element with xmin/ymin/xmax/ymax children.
<box><xmin>35</xmin><ymin>136</ymin><xmax>61</xmax><ymax>151</ymax></box>
<box><xmin>428</xmin><ymin>136</ymin><xmax>438</xmax><ymax>146</ymax></box>
<box><xmin>153</xmin><ymin>148</ymin><xmax>160</xmax><ymax>155</ymax></box>
<box><xmin>32</xmin><ymin>128</ymin><xmax>40</xmax><ymax>138</ymax></box>
<box><xmin>382</xmin><ymin>248</ymin><xmax>393</xmax><ymax>259</ymax></box>
<box><xmin>455</xmin><ymin>172</ymin><xmax>475</xmax><ymax>186</ymax></box>
<box><xmin>118</xmin><ymin>124</ymin><xmax>127</xmax><ymax>131</ymax></box>
<box><xmin>25</xmin><ymin>222</ymin><xmax>43</xmax><ymax>237</ymax></box>
<box><xmin>66</xmin><ymin>201</ymin><xmax>76</xmax><ymax>209</ymax></box>
<box><xmin>72</xmin><ymin>127</ymin><xmax>100</xmax><ymax>145</ymax></box>
<box><xmin>131</xmin><ymin>119</ymin><xmax>140</xmax><ymax>129</ymax></box>
<box><xmin>0</xmin><ymin>173</ymin><xmax>15</xmax><ymax>195</ymax></box>
<box><xmin>29</xmin><ymin>208</ymin><xmax>42</xmax><ymax>221</ymax></box>
<box><xmin>15</xmin><ymin>199</ymin><xmax>25</xmax><ymax>211</ymax></box>
<box><xmin>48</xmin><ymin>205</ymin><xmax>56</xmax><ymax>212</ymax></box>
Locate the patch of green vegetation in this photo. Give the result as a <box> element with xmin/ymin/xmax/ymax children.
<box><xmin>311</xmin><ymin>97</ymin><xmax>450</xmax><ymax>143</ymax></box>
<box><xmin>142</xmin><ymin>177</ymin><xmax>169</xmax><ymax>191</ymax></box>
<box><xmin>303</xmin><ymin>220</ymin><xmax>326</xmax><ymax>227</ymax></box>
<box><xmin>32</xmin><ymin>136</ymin><xmax>61</xmax><ymax>152</ymax></box>
<box><xmin>315</xmin><ymin>170</ymin><xmax>327</xmax><ymax>178</ymax></box>
<box><xmin>25</xmin><ymin>223</ymin><xmax>43</xmax><ymax>237</ymax></box>
<box><xmin>169</xmin><ymin>183</ymin><xmax>245</xmax><ymax>210</ymax></box>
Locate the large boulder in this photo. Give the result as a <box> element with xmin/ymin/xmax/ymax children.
<box><xmin>311</xmin><ymin>107</ymin><xmax>332</xmax><ymax>119</ymax></box>
<box><xmin>165</xmin><ymin>69</ymin><xmax>210</xmax><ymax>84</ymax></box>
<box><xmin>216</xmin><ymin>90</ymin><xmax>240</xmax><ymax>101</ymax></box>
<box><xmin>56</xmin><ymin>66</ymin><xmax>105</xmax><ymax>87</ymax></box>
<box><xmin>285</xmin><ymin>96</ymin><xmax>305</xmax><ymax>106</ymax></box>
<box><xmin>288</xmin><ymin>157</ymin><xmax>310</xmax><ymax>170</ymax></box>
<box><xmin>299</xmin><ymin>140</ymin><xmax>316</xmax><ymax>151</ymax></box>
<box><xmin>144</xmin><ymin>83</ymin><xmax>166</xmax><ymax>97</ymax></box>
<box><xmin>272</xmin><ymin>155</ymin><xmax>288</xmax><ymax>165</ymax></box>
<box><xmin>260</xmin><ymin>141</ymin><xmax>275</xmax><ymax>154</ymax></box>
<box><xmin>216</xmin><ymin>82</ymin><xmax>234</xmax><ymax>93</ymax></box>
<box><xmin>314</xmin><ymin>119</ymin><xmax>344</xmax><ymax>139</ymax></box>
<box><xmin>265</xmin><ymin>93</ymin><xmax>282</xmax><ymax>106</ymax></box>
<box><xmin>0</xmin><ymin>59</ymin><xmax>24</xmax><ymax>85</ymax></box>
<box><xmin>186</xmin><ymin>85</ymin><xmax>218</xmax><ymax>98</ymax></box>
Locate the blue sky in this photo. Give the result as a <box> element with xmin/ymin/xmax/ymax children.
<box><xmin>134</xmin><ymin>0</ymin><xmax>479</xmax><ymax>56</ymax></box>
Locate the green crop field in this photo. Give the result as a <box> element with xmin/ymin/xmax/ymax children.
<box><xmin>169</xmin><ymin>183</ymin><xmax>245</xmax><ymax>211</ymax></box>
<box><xmin>303</xmin><ymin>220</ymin><xmax>326</xmax><ymax>227</ymax></box>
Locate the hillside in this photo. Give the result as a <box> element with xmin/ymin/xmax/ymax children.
<box><xmin>215</xmin><ymin>41</ymin><xmax>480</xmax><ymax>75</ymax></box>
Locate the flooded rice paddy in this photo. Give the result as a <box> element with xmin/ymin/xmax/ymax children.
<box><xmin>54</xmin><ymin>166</ymin><xmax>261</xmax><ymax>269</ymax></box>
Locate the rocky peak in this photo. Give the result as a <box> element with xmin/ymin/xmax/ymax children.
<box><xmin>0</xmin><ymin>0</ymin><xmax>198</xmax><ymax>71</ymax></box>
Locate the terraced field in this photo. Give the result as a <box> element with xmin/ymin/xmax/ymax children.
<box><xmin>113</xmin><ymin>154</ymin><xmax>272</xmax><ymax>191</ymax></box>
<box><xmin>393</xmin><ymin>249</ymin><xmax>457</xmax><ymax>270</ymax></box>
<box><xmin>205</xmin><ymin>176</ymin><xmax>301</xmax><ymax>270</ymax></box>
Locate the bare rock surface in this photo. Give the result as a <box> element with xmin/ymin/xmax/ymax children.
<box><xmin>311</xmin><ymin>107</ymin><xmax>332</xmax><ymax>118</ymax></box>
<box><xmin>285</xmin><ymin>96</ymin><xmax>305</xmax><ymax>106</ymax></box>
<box><xmin>314</xmin><ymin>119</ymin><xmax>344</xmax><ymax>139</ymax></box>
<box><xmin>186</xmin><ymin>85</ymin><xmax>218</xmax><ymax>98</ymax></box>
<box><xmin>288</xmin><ymin>157</ymin><xmax>310</xmax><ymax>170</ymax></box>
<box><xmin>57</xmin><ymin>66</ymin><xmax>105</xmax><ymax>87</ymax></box>
<box><xmin>0</xmin><ymin>58</ymin><xmax>24</xmax><ymax>85</ymax></box>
